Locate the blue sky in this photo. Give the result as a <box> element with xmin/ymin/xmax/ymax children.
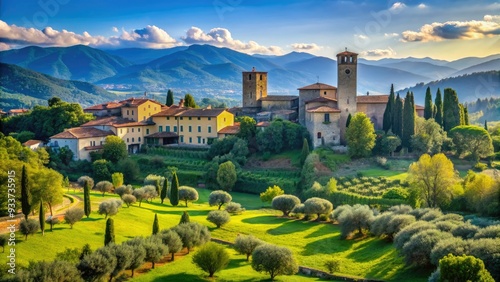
<box><xmin>0</xmin><ymin>0</ymin><xmax>499</xmax><ymax>60</ymax></box>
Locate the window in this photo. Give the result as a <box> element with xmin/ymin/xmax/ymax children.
<box><xmin>148</xmin><ymin>105</ymin><xmax>150</xmax><ymax>108</ymax></box>
<box><xmin>317</xmin><ymin>132</ymin><xmax>322</xmax><ymax>139</ymax></box>
<box><xmin>127</xmin><ymin>138</ymin><xmax>130</xmax><ymax>142</ymax></box>
<box><xmin>167</xmin><ymin>117</ymin><xmax>170</xmax><ymax>120</ymax></box>
<box><xmin>127</xmin><ymin>128</ymin><xmax>129</xmax><ymax>133</ymax></box>
<box><xmin>127</xmin><ymin>110</ymin><xmax>129</xmax><ymax>115</ymax></box>
<box><xmin>120</xmin><ymin>129</ymin><xmax>123</xmax><ymax>134</ymax></box>
<box><xmin>132</xmin><ymin>110</ymin><xmax>134</xmax><ymax>115</ymax></box>
<box><xmin>324</xmin><ymin>91</ymin><xmax>327</xmax><ymax>95</ymax></box>
<box><xmin>132</xmin><ymin>128</ymin><xmax>134</xmax><ymax>133</ymax></box>
<box><xmin>249</xmin><ymin>74</ymin><xmax>252</xmax><ymax>80</ymax></box>
<box><xmin>159</xmin><ymin>126</ymin><xmax>163</xmax><ymax>132</ymax></box>
<box><xmin>138</xmin><ymin>128</ymin><xmax>141</xmax><ymax>132</ymax></box>
<box><xmin>197</xmin><ymin>137</ymin><xmax>201</xmax><ymax>144</ymax></box>
<box><xmin>189</xmin><ymin>126</ymin><xmax>192</xmax><ymax>132</ymax></box>
<box><xmin>132</xmin><ymin>137</ymin><xmax>135</xmax><ymax>142</ymax></box>
<box><xmin>260</xmin><ymin>74</ymin><xmax>263</xmax><ymax>80</ymax></box>
<box><xmin>324</xmin><ymin>113</ymin><xmax>330</xmax><ymax>123</ymax></box>
<box><xmin>224</xmin><ymin>118</ymin><xmax>226</xmax><ymax>122</ymax></box>
<box><xmin>208</xmin><ymin>126</ymin><xmax>211</xmax><ymax>133</ymax></box>
<box><xmin>189</xmin><ymin>117</ymin><xmax>192</xmax><ymax>120</ymax></box>
<box><xmin>144</xmin><ymin>107</ymin><xmax>146</xmax><ymax>111</ymax></box>
<box><xmin>180</xmin><ymin>136</ymin><xmax>184</xmax><ymax>143</ymax></box>
<box><xmin>138</xmin><ymin>137</ymin><xmax>141</xmax><ymax>142</ymax></box>
<box><xmin>146</xmin><ymin>129</ymin><xmax>149</xmax><ymax>134</ymax></box>
<box><xmin>174</xmin><ymin>126</ymin><xmax>177</xmax><ymax>132</ymax></box>
<box><xmin>166</xmin><ymin>126</ymin><xmax>170</xmax><ymax>132</ymax></box>
<box><xmin>180</xmin><ymin>126</ymin><xmax>184</xmax><ymax>132</ymax></box>
<box><xmin>180</xmin><ymin>117</ymin><xmax>183</xmax><ymax>120</ymax></box>
<box><xmin>198</xmin><ymin>126</ymin><xmax>201</xmax><ymax>133</ymax></box>
<box><xmin>197</xmin><ymin>117</ymin><xmax>201</xmax><ymax>120</ymax></box>
<box><xmin>100</xmin><ymin>141</ymin><xmax>103</xmax><ymax>145</ymax></box>
<box><xmin>175</xmin><ymin>117</ymin><xmax>178</xmax><ymax>120</ymax></box>
<box><xmin>208</xmin><ymin>117</ymin><xmax>211</xmax><ymax>121</ymax></box>
<box><xmin>189</xmin><ymin>137</ymin><xmax>192</xmax><ymax>143</ymax></box>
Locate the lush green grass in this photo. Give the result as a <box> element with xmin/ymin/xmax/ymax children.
<box><xmin>314</xmin><ymin>147</ymin><xmax>350</xmax><ymax>171</ymax></box>
<box><xmin>3</xmin><ymin>190</ymin><xmax>429</xmax><ymax>282</ymax></box>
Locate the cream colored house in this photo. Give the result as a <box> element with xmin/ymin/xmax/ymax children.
<box><xmin>49</xmin><ymin>127</ymin><xmax>114</xmax><ymax>161</ymax></box>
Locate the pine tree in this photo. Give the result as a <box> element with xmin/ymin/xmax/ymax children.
<box><xmin>434</xmin><ymin>88</ymin><xmax>443</xmax><ymax>127</ymax></box>
<box><xmin>300</xmin><ymin>138</ymin><xmax>309</xmax><ymax>167</ymax></box>
<box><xmin>39</xmin><ymin>201</ymin><xmax>45</xmax><ymax>236</ymax></box>
<box><xmin>152</xmin><ymin>213</ymin><xmax>159</xmax><ymax>235</ymax></box>
<box><xmin>179</xmin><ymin>211</ymin><xmax>190</xmax><ymax>224</ymax></box>
<box><xmin>443</xmin><ymin>88</ymin><xmax>461</xmax><ymax>131</ymax></box>
<box><xmin>21</xmin><ymin>165</ymin><xmax>31</xmax><ymax>220</ymax></box>
<box><xmin>160</xmin><ymin>176</ymin><xmax>168</xmax><ymax>204</ymax></box>
<box><xmin>383</xmin><ymin>84</ymin><xmax>395</xmax><ymax>132</ymax></box>
<box><xmin>402</xmin><ymin>92</ymin><xmax>415</xmax><ymax>150</ymax></box>
<box><xmin>184</xmin><ymin>94</ymin><xmax>197</xmax><ymax>108</ymax></box>
<box><xmin>393</xmin><ymin>94</ymin><xmax>404</xmax><ymax>139</ymax></box>
<box><xmin>346</xmin><ymin>113</ymin><xmax>352</xmax><ymax>128</ymax></box>
<box><xmin>104</xmin><ymin>218</ymin><xmax>115</xmax><ymax>246</ymax></box>
<box><xmin>166</xmin><ymin>89</ymin><xmax>174</xmax><ymax>106</ymax></box>
<box><xmin>424</xmin><ymin>87</ymin><xmax>433</xmax><ymax>119</ymax></box>
<box><xmin>83</xmin><ymin>180</ymin><xmax>91</xmax><ymax>218</ymax></box>
<box><xmin>170</xmin><ymin>172</ymin><xmax>179</xmax><ymax>206</ymax></box>
<box><xmin>484</xmin><ymin>120</ymin><xmax>488</xmax><ymax>131</ymax></box>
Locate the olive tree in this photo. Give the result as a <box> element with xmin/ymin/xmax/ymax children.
<box><xmin>430</xmin><ymin>237</ymin><xmax>469</xmax><ymax>266</ymax></box>
<box><xmin>98</xmin><ymin>199</ymin><xmax>122</xmax><ymax>218</ymax></box>
<box><xmin>143</xmin><ymin>235</ymin><xmax>168</xmax><ymax>269</ymax></box>
<box><xmin>64</xmin><ymin>208</ymin><xmax>84</xmax><ymax>229</ymax></box>
<box><xmin>251</xmin><ymin>244</ymin><xmax>298</xmax><ymax>280</ymax></box>
<box><xmin>208</xmin><ymin>190</ymin><xmax>232</xmax><ymax>210</ymax></box>
<box><xmin>303</xmin><ymin>197</ymin><xmax>333</xmax><ymax>220</ymax></box>
<box><xmin>19</xmin><ymin>219</ymin><xmax>39</xmax><ymax>240</ymax></box>
<box><xmin>123</xmin><ymin>237</ymin><xmax>146</xmax><ymax>277</ymax></box>
<box><xmin>178</xmin><ymin>186</ymin><xmax>199</xmax><ymax>207</ymax></box>
<box><xmin>401</xmin><ymin>229</ymin><xmax>453</xmax><ymax>266</ymax></box>
<box><xmin>192</xmin><ymin>242</ymin><xmax>230</xmax><ymax>278</ymax></box>
<box><xmin>335</xmin><ymin>204</ymin><xmax>375</xmax><ymax>239</ymax></box>
<box><xmin>272</xmin><ymin>195</ymin><xmax>300</xmax><ymax>217</ymax></box>
<box><xmin>234</xmin><ymin>234</ymin><xmax>264</xmax><ymax>261</ymax></box>
<box><xmin>77</xmin><ymin>246</ymin><xmax>117</xmax><ymax>282</ymax></box>
<box><xmin>95</xmin><ymin>181</ymin><xmax>113</xmax><ymax>197</ymax></box>
<box><xmin>394</xmin><ymin>221</ymin><xmax>437</xmax><ymax>250</ymax></box>
<box><xmin>207</xmin><ymin>210</ymin><xmax>231</xmax><ymax>228</ymax></box>
<box><xmin>450</xmin><ymin>125</ymin><xmax>494</xmax><ymax>162</ymax></box>
<box><xmin>160</xmin><ymin>229</ymin><xmax>183</xmax><ymax>261</ymax></box>
<box><xmin>122</xmin><ymin>194</ymin><xmax>137</xmax><ymax>207</ymax></box>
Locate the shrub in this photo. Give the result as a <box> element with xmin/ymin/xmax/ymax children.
<box><xmin>252</xmin><ymin>244</ymin><xmax>298</xmax><ymax>280</ymax></box>
<box><xmin>372</xmin><ymin>213</ymin><xmax>416</xmax><ymax>240</ymax></box>
<box><xmin>108</xmin><ymin>244</ymin><xmax>134</xmax><ymax>281</ymax></box>
<box><xmin>122</xmin><ymin>194</ymin><xmax>137</xmax><ymax>207</ymax></box>
<box><xmin>468</xmin><ymin>238</ymin><xmax>500</xmax><ymax>281</ymax></box>
<box><xmin>324</xmin><ymin>258</ymin><xmax>341</xmax><ymax>274</ymax></box>
<box><xmin>192</xmin><ymin>242</ymin><xmax>230</xmax><ymax>278</ymax></box>
<box><xmin>98</xmin><ymin>199</ymin><xmax>122</xmax><ymax>218</ymax></box>
<box><xmin>19</xmin><ymin>219</ymin><xmax>39</xmax><ymax>240</ymax></box>
<box><xmin>382</xmin><ymin>188</ymin><xmax>409</xmax><ymax>200</ymax></box>
<box><xmin>208</xmin><ymin>190</ymin><xmax>232</xmax><ymax>210</ymax></box>
<box><xmin>420</xmin><ymin>209</ymin><xmax>443</xmax><ymax>221</ymax></box>
<box><xmin>178</xmin><ymin>186</ymin><xmax>199</xmax><ymax>207</ymax></box>
<box><xmin>260</xmin><ymin>185</ymin><xmax>285</xmax><ymax>203</ymax></box>
<box><xmin>437</xmin><ymin>254</ymin><xmax>495</xmax><ymax>282</ymax></box>
<box><xmin>179</xmin><ymin>211</ymin><xmax>190</xmax><ymax>224</ymax></box>
<box><xmin>272</xmin><ymin>195</ymin><xmax>301</xmax><ymax>216</ymax></box>
<box><xmin>473</xmin><ymin>225</ymin><xmax>500</xmax><ymax>239</ymax></box>
<box><xmin>225</xmin><ymin>202</ymin><xmax>245</xmax><ymax>214</ymax></box>
<box><xmin>17</xmin><ymin>260</ymin><xmax>82</xmax><ymax>282</ymax></box>
<box><xmin>207</xmin><ymin>210</ymin><xmax>231</xmax><ymax>228</ymax></box>
<box><xmin>336</xmin><ymin>204</ymin><xmax>374</xmax><ymax>239</ymax></box>
<box><xmin>430</xmin><ymin>237</ymin><xmax>469</xmax><ymax>266</ymax></box>
<box><xmin>64</xmin><ymin>208</ymin><xmax>84</xmax><ymax>229</ymax></box>
<box><xmin>45</xmin><ymin>216</ymin><xmax>60</xmax><ymax>232</ymax></box>
<box><xmin>77</xmin><ymin>175</ymin><xmax>94</xmax><ymax>189</ymax></box>
<box><xmin>303</xmin><ymin>197</ymin><xmax>333</xmax><ymax>220</ymax></box>
<box><xmin>401</xmin><ymin>229</ymin><xmax>453</xmax><ymax>266</ymax></box>
<box><xmin>473</xmin><ymin>162</ymin><xmax>488</xmax><ymax>171</ymax></box>
<box><xmin>122</xmin><ymin>237</ymin><xmax>146</xmax><ymax>277</ymax></box>
<box><xmin>171</xmin><ymin>222</ymin><xmax>211</xmax><ymax>254</ymax></box>
<box><xmin>77</xmin><ymin>246</ymin><xmax>117</xmax><ymax>282</ymax></box>
<box><xmin>234</xmin><ymin>235</ymin><xmax>264</xmax><ymax>261</ymax></box>
<box><xmin>451</xmin><ymin>222</ymin><xmax>480</xmax><ymax>239</ymax></box>
<box><xmin>394</xmin><ymin>221</ymin><xmax>437</xmax><ymax>250</ymax></box>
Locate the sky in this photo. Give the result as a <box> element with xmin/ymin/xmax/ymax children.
<box><xmin>0</xmin><ymin>0</ymin><xmax>499</xmax><ymax>61</ymax></box>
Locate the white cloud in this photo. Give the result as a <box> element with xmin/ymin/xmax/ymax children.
<box><xmin>290</xmin><ymin>43</ymin><xmax>323</xmax><ymax>51</ymax></box>
<box><xmin>0</xmin><ymin>20</ymin><xmax>180</xmax><ymax>49</ymax></box>
<box><xmin>361</xmin><ymin>47</ymin><xmax>396</xmax><ymax>57</ymax></box>
<box><xmin>355</xmin><ymin>34</ymin><xmax>368</xmax><ymax>40</ymax></box>
<box><xmin>181</xmin><ymin>26</ymin><xmax>282</xmax><ymax>55</ymax></box>
<box><xmin>112</xmin><ymin>27</ymin><xmax>119</xmax><ymax>33</ymax></box>
<box><xmin>401</xmin><ymin>16</ymin><xmax>500</xmax><ymax>42</ymax></box>
<box><xmin>417</xmin><ymin>3</ymin><xmax>427</xmax><ymax>9</ymax></box>
<box><xmin>389</xmin><ymin>2</ymin><xmax>407</xmax><ymax>11</ymax></box>
<box><xmin>0</xmin><ymin>42</ymin><xmax>10</xmax><ymax>51</ymax></box>
<box><xmin>384</xmin><ymin>33</ymin><xmax>399</xmax><ymax>37</ymax></box>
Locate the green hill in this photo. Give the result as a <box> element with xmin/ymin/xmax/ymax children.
<box><xmin>0</xmin><ymin>63</ymin><xmax>118</xmax><ymax>110</ymax></box>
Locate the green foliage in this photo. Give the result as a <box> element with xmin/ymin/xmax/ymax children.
<box><xmin>299</xmin><ymin>152</ymin><xmax>319</xmax><ymax>193</ymax></box>
<box><xmin>161</xmin><ymin>175</ymin><xmax>168</xmax><ymax>204</ymax></box>
<box><xmin>272</xmin><ymin>194</ymin><xmax>301</xmax><ymax>216</ymax></box>
<box><xmin>77</xmin><ymin>246</ymin><xmax>117</xmax><ymax>282</ymax></box>
<box><xmin>0</xmin><ymin>234</ymin><xmax>8</xmax><ymax>252</ymax></box>
<box><xmin>152</xmin><ymin>214</ymin><xmax>160</xmax><ymax>235</ymax></box>
<box><xmin>10</xmin><ymin>130</ymin><xmax>35</xmax><ymax>144</ymax></box>
<box><xmin>443</xmin><ymin>88</ymin><xmax>463</xmax><ymax>131</ymax></box>
<box><xmin>346</xmin><ymin>112</ymin><xmax>376</xmax><ymax>158</ymax></box>
<box><xmin>160</xmin><ymin>229</ymin><xmax>183</xmax><ymax>261</ymax></box>
<box><xmin>402</xmin><ymin>91</ymin><xmax>416</xmax><ymax>150</ymax></box>
<box><xmin>143</xmin><ymin>235</ymin><xmax>169</xmax><ymax>269</ymax></box>
<box><xmin>123</xmin><ymin>237</ymin><xmax>147</xmax><ymax>277</ymax></box>
<box><xmin>333</xmin><ymin>204</ymin><xmax>375</xmax><ymax>238</ymax></box>
<box><xmin>122</xmin><ymin>194</ymin><xmax>136</xmax><ymax>207</ymax></box>
<box><xmin>424</xmin><ymin>87</ymin><xmax>434</xmax><ymax>120</ymax></box>
<box><xmin>102</xmin><ymin>135</ymin><xmax>127</xmax><ymax>163</ymax></box>
<box><xmin>109</xmin><ymin>244</ymin><xmax>135</xmax><ymax>281</ymax></box>
<box><xmin>237</xmin><ymin>116</ymin><xmax>257</xmax><ymax>141</ymax></box>
<box><xmin>438</xmin><ymin>254</ymin><xmax>495</xmax><ymax>282</ymax></box>
<box><xmin>98</xmin><ymin>199</ymin><xmax>122</xmax><ymax>218</ymax></box>
<box><xmin>111</xmin><ymin>172</ymin><xmax>124</xmax><ymax>188</ymax></box>
<box><xmin>117</xmin><ymin>158</ymin><xmax>140</xmax><ymax>183</ymax></box>
<box><xmin>346</xmin><ymin>113</ymin><xmax>352</xmax><ymax>128</ymax></box>
<box><xmin>95</xmin><ymin>180</ymin><xmax>113</xmax><ymax>197</ymax></box>
<box><xmin>178</xmin><ymin>186</ymin><xmax>199</xmax><ymax>207</ymax></box>
<box><xmin>234</xmin><ymin>234</ymin><xmax>264</xmax><ymax>261</ymax></box>
<box><xmin>256</xmin><ymin>119</ymin><xmax>309</xmax><ymax>153</ymax></box>
<box><xmin>179</xmin><ymin>211</ymin><xmax>190</xmax><ymax>224</ymax></box>
<box><xmin>21</xmin><ymin>165</ymin><xmax>31</xmax><ymax>220</ymax></box>
<box><xmin>207</xmin><ymin>210</ymin><xmax>231</xmax><ymax>228</ymax></box>
<box><xmin>92</xmin><ymin>159</ymin><xmax>111</xmax><ymax>182</ymax></box>
<box><xmin>166</xmin><ymin>89</ymin><xmax>174</xmax><ymax>106</ymax></box>
<box><xmin>429</xmin><ymin>237</ymin><xmax>469</xmax><ymax>266</ymax></box>
<box><xmin>170</xmin><ymin>172</ymin><xmax>180</xmax><ymax>206</ymax></box>
<box><xmin>450</xmin><ymin>125</ymin><xmax>494</xmax><ymax>162</ymax></box>
<box><xmin>192</xmin><ymin>242</ymin><xmax>230</xmax><ymax>278</ymax></box>
<box><xmin>217</xmin><ymin>160</ymin><xmax>237</xmax><ymax>191</ymax></box>
<box><xmin>373</xmin><ymin>131</ymin><xmax>401</xmax><ymax>156</ymax></box>
<box><xmin>382</xmin><ymin>187</ymin><xmax>410</xmax><ymax>200</ymax></box>
<box><xmin>392</xmin><ymin>94</ymin><xmax>404</xmax><ymax>138</ymax></box>
<box><xmin>83</xmin><ymin>179</ymin><xmax>91</xmax><ymax>218</ymax></box>
<box><xmin>303</xmin><ymin>197</ymin><xmax>333</xmax><ymax>219</ymax></box>
<box><xmin>400</xmin><ymin>229</ymin><xmax>454</xmax><ymax>266</ymax></box>
<box><xmin>260</xmin><ymin>185</ymin><xmax>285</xmax><ymax>203</ymax></box>
<box><xmin>39</xmin><ymin>201</ymin><xmax>45</xmax><ymax>235</ymax></box>
<box><xmin>383</xmin><ymin>84</ymin><xmax>395</xmax><ymax>133</ymax></box>
<box><xmin>104</xmin><ymin>218</ymin><xmax>115</xmax><ymax>246</ymax></box>
<box><xmin>17</xmin><ymin>260</ymin><xmax>83</xmax><ymax>282</ymax></box>
<box><xmin>251</xmin><ymin>244</ymin><xmax>299</xmax><ymax>280</ymax></box>
<box><xmin>55</xmin><ymin>247</ymin><xmax>81</xmax><ymax>264</ymax></box>
<box><xmin>411</xmin><ymin>117</ymin><xmax>447</xmax><ymax>155</ymax></box>
<box><xmin>434</xmin><ymin>88</ymin><xmax>443</xmax><ymax>126</ymax></box>
<box><xmin>20</xmin><ymin>219</ymin><xmax>39</xmax><ymax>240</ymax></box>
<box><xmin>324</xmin><ymin>258</ymin><xmax>341</xmax><ymax>274</ymax></box>
<box><xmin>64</xmin><ymin>208</ymin><xmax>84</xmax><ymax>229</ymax></box>
<box><xmin>115</xmin><ymin>184</ymin><xmax>133</xmax><ymax>197</ymax></box>
<box><xmin>208</xmin><ymin>190</ymin><xmax>232</xmax><ymax>210</ymax></box>
<box><xmin>300</xmin><ymin>138</ymin><xmax>310</xmax><ymax>167</ymax></box>
<box><xmin>171</xmin><ymin>222</ymin><xmax>211</xmax><ymax>253</ymax></box>
<box><xmin>469</xmin><ymin>238</ymin><xmax>500</xmax><ymax>281</ymax></box>
<box><xmin>184</xmin><ymin>93</ymin><xmax>197</xmax><ymax>108</ymax></box>
<box><xmin>225</xmin><ymin>202</ymin><xmax>245</xmax><ymax>214</ymax></box>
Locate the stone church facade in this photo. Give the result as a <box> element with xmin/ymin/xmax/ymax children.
<box><xmin>235</xmin><ymin>50</ymin><xmax>423</xmax><ymax>148</ymax></box>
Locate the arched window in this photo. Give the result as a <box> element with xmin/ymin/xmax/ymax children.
<box><xmin>317</xmin><ymin>132</ymin><xmax>322</xmax><ymax>139</ymax></box>
<box><xmin>260</xmin><ymin>74</ymin><xmax>263</xmax><ymax>80</ymax></box>
<box><xmin>324</xmin><ymin>91</ymin><xmax>327</xmax><ymax>95</ymax></box>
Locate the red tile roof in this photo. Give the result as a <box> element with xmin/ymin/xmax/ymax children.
<box><xmin>84</xmin><ymin>102</ymin><xmax>123</xmax><ymax>111</ymax></box>
<box><xmin>356</xmin><ymin>95</ymin><xmax>389</xmax><ymax>104</ymax></box>
<box><xmin>218</xmin><ymin>125</ymin><xmax>240</xmax><ymax>135</ymax></box>
<box><xmin>337</xmin><ymin>50</ymin><xmax>358</xmax><ymax>56</ymax></box>
<box><xmin>179</xmin><ymin>108</ymin><xmax>227</xmax><ymax>117</ymax></box>
<box><xmin>81</xmin><ymin>116</ymin><xmax>154</xmax><ymax>128</ymax></box>
<box><xmin>256</xmin><ymin>121</ymin><xmax>270</xmax><ymax>127</ymax></box>
<box><xmin>305</xmin><ymin>96</ymin><xmax>338</xmax><ymax>104</ymax></box>
<box><xmin>306</xmin><ymin>106</ymin><xmax>341</xmax><ymax>113</ymax></box>
<box><xmin>8</xmin><ymin>109</ymin><xmax>29</xmax><ymax>114</ymax></box>
<box><xmin>23</xmin><ymin>140</ymin><xmax>42</xmax><ymax>146</ymax></box>
<box><xmin>298</xmin><ymin>83</ymin><xmax>337</xmax><ymax>90</ymax></box>
<box><xmin>50</xmin><ymin>127</ymin><xmax>114</xmax><ymax>139</ymax></box>
<box><xmin>121</xmin><ymin>98</ymin><xmax>164</xmax><ymax>108</ymax></box>
<box><xmin>260</xmin><ymin>95</ymin><xmax>298</xmax><ymax>101</ymax></box>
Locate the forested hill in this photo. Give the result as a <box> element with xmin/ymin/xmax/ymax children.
<box><xmin>0</xmin><ymin>63</ymin><xmax>118</xmax><ymax>110</ymax></box>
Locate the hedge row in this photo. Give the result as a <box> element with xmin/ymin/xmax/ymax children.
<box><xmin>326</xmin><ymin>190</ymin><xmax>406</xmax><ymax>207</ymax></box>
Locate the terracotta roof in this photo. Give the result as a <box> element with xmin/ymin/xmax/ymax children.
<box><xmin>151</xmin><ymin>107</ymin><xmax>188</xmax><ymax>117</ymax></box>
<box><xmin>23</xmin><ymin>140</ymin><xmax>42</xmax><ymax>146</ymax></box>
<box><xmin>145</xmin><ymin>132</ymin><xmax>179</xmax><ymax>138</ymax></box>
<box><xmin>81</xmin><ymin>116</ymin><xmax>154</xmax><ymax>128</ymax></box>
<box><xmin>256</xmin><ymin>121</ymin><xmax>270</xmax><ymax>127</ymax></box>
<box><xmin>356</xmin><ymin>95</ymin><xmax>389</xmax><ymax>104</ymax></box>
<box><xmin>416</xmin><ymin>105</ymin><xmax>425</xmax><ymax>110</ymax></box>
<box><xmin>307</xmin><ymin>106</ymin><xmax>341</xmax><ymax>113</ymax></box>
<box><xmin>84</xmin><ymin>145</ymin><xmax>104</xmax><ymax>151</ymax></box>
<box><xmin>179</xmin><ymin>108</ymin><xmax>227</xmax><ymax>117</ymax></box>
<box><xmin>50</xmin><ymin>127</ymin><xmax>114</xmax><ymax>139</ymax></box>
<box><xmin>260</xmin><ymin>95</ymin><xmax>298</xmax><ymax>101</ymax></box>
<box><xmin>218</xmin><ymin>125</ymin><xmax>240</xmax><ymax>135</ymax></box>
<box><xmin>298</xmin><ymin>83</ymin><xmax>337</xmax><ymax>91</ymax></box>
<box><xmin>121</xmin><ymin>98</ymin><xmax>164</xmax><ymax>108</ymax></box>
<box><xmin>305</xmin><ymin>96</ymin><xmax>338</xmax><ymax>104</ymax></box>
<box><xmin>9</xmin><ymin>109</ymin><xmax>29</xmax><ymax>114</ymax></box>
<box><xmin>0</xmin><ymin>110</ymin><xmax>6</xmax><ymax>115</ymax></box>
<box><xmin>337</xmin><ymin>50</ymin><xmax>358</xmax><ymax>56</ymax></box>
<box><xmin>84</xmin><ymin>102</ymin><xmax>123</xmax><ymax>111</ymax></box>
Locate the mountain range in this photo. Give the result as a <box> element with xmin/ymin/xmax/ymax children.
<box><xmin>0</xmin><ymin>44</ymin><xmax>498</xmax><ymax>110</ymax></box>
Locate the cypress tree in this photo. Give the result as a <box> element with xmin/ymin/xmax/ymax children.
<box><xmin>443</xmin><ymin>88</ymin><xmax>461</xmax><ymax>131</ymax></box>
<box><xmin>83</xmin><ymin>180</ymin><xmax>91</xmax><ymax>218</ymax></box>
<box><xmin>166</xmin><ymin>89</ymin><xmax>174</xmax><ymax>106</ymax></box>
<box><xmin>104</xmin><ymin>218</ymin><xmax>115</xmax><ymax>246</ymax></box>
<box><xmin>160</xmin><ymin>177</ymin><xmax>168</xmax><ymax>204</ymax></box>
<box><xmin>155</xmin><ymin>179</ymin><xmax>161</xmax><ymax>198</ymax></box>
<box><xmin>424</xmin><ymin>87</ymin><xmax>433</xmax><ymax>119</ymax></box>
<box><xmin>393</xmin><ymin>94</ymin><xmax>404</xmax><ymax>139</ymax></box>
<box><xmin>179</xmin><ymin>211</ymin><xmax>190</xmax><ymax>224</ymax></box>
<box><xmin>485</xmin><ymin>120</ymin><xmax>488</xmax><ymax>131</ymax></box>
<box><xmin>299</xmin><ymin>138</ymin><xmax>309</xmax><ymax>166</ymax></box>
<box><xmin>39</xmin><ymin>201</ymin><xmax>45</xmax><ymax>236</ymax></box>
<box><xmin>79</xmin><ymin>244</ymin><xmax>92</xmax><ymax>260</ymax></box>
<box><xmin>463</xmin><ymin>106</ymin><xmax>469</xmax><ymax>125</ymax></box>
<box><xmin>170</xmin><ymin>172</ymin><xmax>179</xmax><ymax>206</ymax></box>
<box><xmin>383</xmin><ymin>84</ymin><xmax>395</xmax><ymax>132</ymax></box>
<box><xmin>346</xmin><ymin>113</ymin><xmax>352</xmax><ymax>128</ymax></box>
<box><xmin>152</xmin><ymin>213</ymin><xmax>159</xmax><ymax>235</ymax></box>
<box><xmin>402</xmin><ymin>92</ymin><xmax>415</xmax><ymax>150</ymax></box>
<box><xmin>434</xmin><ymin>88</ymin><xmax>443</xmax><ymax>126</ymax></box>
<box><xmin>21</xmin><ymin>165</ymin><xmax>31</xmax><ymax>220</ymax></box>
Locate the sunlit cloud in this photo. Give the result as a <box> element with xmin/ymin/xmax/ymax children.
<box><xmin>360</xmin><ymin>47</ymin><xmax>396</xmax><ymax>57</ymax></box>
<box><xmin>290</xmin><ymin>43</ymin><xmax>323</xmax><ymax>51</ymax></box>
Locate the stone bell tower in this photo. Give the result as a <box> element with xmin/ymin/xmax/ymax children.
<box><xmin>242</xmin><ymin>67</ymin><xmax>267</xmax><ymax>109</ymax></box>
<box><xmin>336</xmin><ymin>48</ymin><xmax>358</xmax><ymax>143</ymax></box>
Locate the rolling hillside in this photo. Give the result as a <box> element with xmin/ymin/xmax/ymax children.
<box><xmin>0</xmin><ymin>63</ymin><xmax>118</xmax><ymax>110</ymax></box>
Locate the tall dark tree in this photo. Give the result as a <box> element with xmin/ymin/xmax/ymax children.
<box><xmin>170</xmin><ymin>172</ymin><xmax>179</xmax><ymax>206</ymax></box>
<box><xmin>443</xmin><ymin>88</ymin><xmax>462</xmax><ymax>131</ymax></box>
<box><xmin>346</xmin><ymin>113</ymin><xmax>352</xmax><ymax>128</ymax></box>
<box><xmin>299</xmin><ymin>138</ymin><xmax>309</xmax><ymax>167</ymax></box>
<box><xmin>39</xmin><ymin>201</ymin><xmax>45</xmax><ymax>236</ymax></box>
<box><xmin>83</xmin><ymin>180</ymin><xmax>91</xmax><ymax>218</ymax></box>
<box><xmin>393</xmin><ymin>94</ymin><xmax>404</xmax><ymax>139</ymax></box>
<box><xmin>402</xmin><ymin>92</ymin><xmax>416</xmax><ymax>150</ymax></box>
<box><xmin>152</xmin><ymin>213</ymin><xmax>159</xmax><ymax>235</ymax></box>
<box><xmin>179</xmin><ymin>211</ymin><xmax>190</xmax><ymax>224</ymax></box>
<box><xmin>424</xmin><ymin>87</ymin><xmax>433</xmax><ymax>120</ymax></box>
<box><xmin>484</xmin><ymin>120</ymin><xmax>488</xmax><ymax>131</ymax></box>
<box><xmin>463</xmin><ymin>105</ymin><xmax>469</xmax><ymax>125</ymax></box>
<box><xmin>155</xmin><ymin>179</ymin><xmax>161</xmax><ymax>198</ymax></box>
<box><xmin>383</xmin><ymin>84</ymin><xmax>395</xmax><ymax>132</ymax></box>
<box><xmin>166</xmin><ymin>89</ymin><xmax>174</xmax><ymax>106</ymax></box>
<box><xmin>104</xmin><ymin>218</ymin><xmax>115</xmax><ymax>246</ymax></box>
<box><xmin>434</xmin><ymin>88</ymin><xmax>443</xmax><ymax>127</ymax></box>
<box><xmin>160</xmin><ymin>176</ymin><xmax>168</xmax><ymax>204</ymax></box>
<box><xmin>21</xmin><ymin>165</ymin><xmax>31</xmax><ymax>220</ymax></box>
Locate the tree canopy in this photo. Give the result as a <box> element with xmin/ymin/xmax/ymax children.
<box><xmin>346</xmin><ymin>112</ymin><xmax>376</xmax><ymax>158</ymax></box>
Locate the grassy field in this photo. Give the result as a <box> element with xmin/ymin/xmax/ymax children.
<box><xmin>3</xmin><ymin>189</ymin><xmax>430</xmax><ymax>281</ymax></box>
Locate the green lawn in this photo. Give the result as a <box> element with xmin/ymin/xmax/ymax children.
<box><xmin>3</xmin><ymin>190</ymin><xmax>430</xmax><ymax>282</ymax></box>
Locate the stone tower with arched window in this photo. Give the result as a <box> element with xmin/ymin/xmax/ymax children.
<box><xmin>336</xmin><ymin>49</ymin><xmax>358</xmax><ymax>143</ymax></box>
<box><xmin>242</xmin><ymin>67</ymin><xmax>268</xmax><ymax>109</ymax></box>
